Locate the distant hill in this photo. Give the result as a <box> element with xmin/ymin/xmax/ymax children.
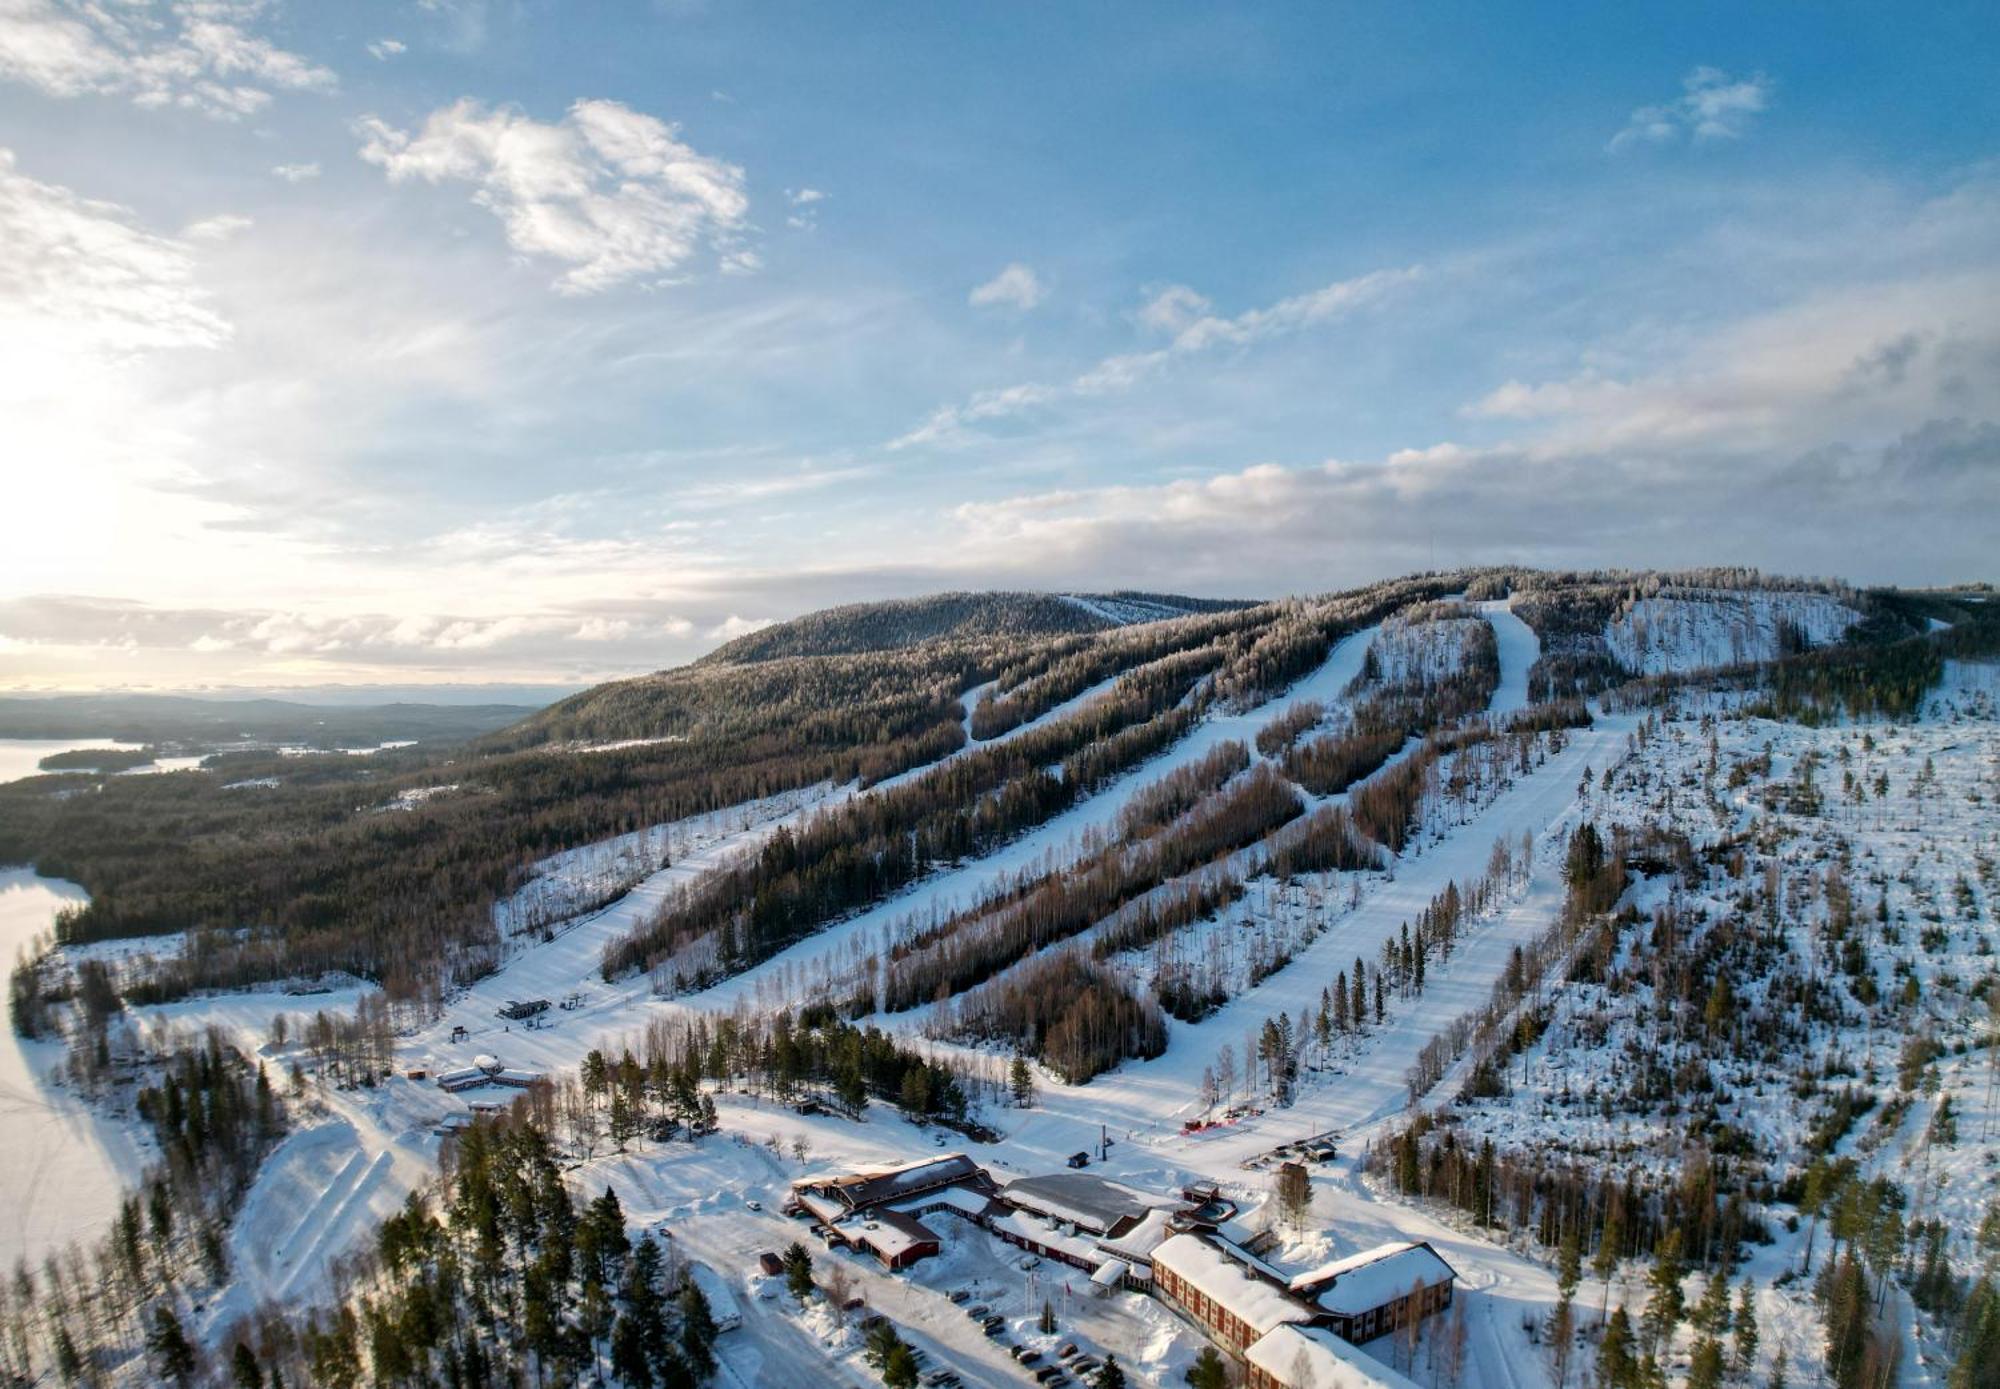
<box><xmin>699</xmin><ymin>589</ymin><xmax>1254</xmax><ymax>665</ymax></box>
<box><xmin>0</xmin><ymin>694</ymin><xmax>540</xmax><ymax>747</ymax></box>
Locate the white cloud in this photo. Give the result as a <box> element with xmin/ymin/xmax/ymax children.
<box><xmin>1137</xmin><ymin>283</ymin><xmax>1211</xmax><ymax>335</ymax></box>
<box><xmin>182</xmin><ymin>212</ymin><xmax>252</xmax><ymax>241</ymax></box>
<box><xmin>705</xmin><ymin>614</ymin><xmax>773</xmax><ymax>640</ymax></box>
<box><xmin>356</xmin><ymin>97</ymin><xmax>753</xmax><ymax>294</ymax></box>
<box><xmin>896</xmin><ymin>264</ymin><xmax>1421</xmax><ymax>449</ymax></box>
<box><xmin>969</xmin><ymin>262</ymin><xmax>1046</xmax><ymax>311</ymax></box>
<box><xmin>785</xmin><ymin>187</ymin><xmax>825</xmax><ymax>231</ymax></box>
<box><xmin>0</xmin><ymin>0</ymin><xmax>336</xmax><ymax>119</ymax></box>
<box><xmin>0</xmin><ymin>148</ymin><xmax>230</xmax><ymax>359</ymax></box>
<box><xmin>366</xmin><ymin>37</ymin><xmax>404</xmax><ymax>60</ymax></box>
<box><xmin>271</xmin><ymin>161</ymin><xmax>320</xmax><ymax>183</ymax></box>
<box><xmin>1611</xmin><ymin>67</ymin><xmax>1771</xmax><ymax>151</ymax></box>
<box><xmin>570</xmin><ymin>616</ymin><xmax>631</xmax><ymax>641</ymax></box>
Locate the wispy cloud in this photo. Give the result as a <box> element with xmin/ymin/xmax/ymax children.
<box><xmin>367</xmin><ymin>37</ymin><xmax>405</xmax><ymax>60</ymax></box>
<box><xmin>895</xmin><ymin>264</ymin><xmax>1421</xmax><ymax>449</ymax></box>
<box><xmin>271</xmin><ymin>161</ymin><xmax>320</xmax><ymax>183</ymax></box>
<box><xmin>1610</xmin><ymin>66</ymin><xmax>1771</xmax><ymax>151</ymax></box>
<box><xmin>969</xmin><ymin>262</ymin><xmax>1045</xmax><ymax>311</ymax></box>
<box><xmin>0</xmin><ymin>148</ymin><xmax>230</xmax><ymax>358</ymax></box>
<box><xmin>0</xmin><ymin>0</ymin><xmax>335</xmax><ymax>119</ymax></box>
<box><xmin>785</xmin><ymin>186</ymin><xmax>826</xmax><ymax>231</ymax></box>
<box><xmin>356</xmin><ymin>97</ymin><xmax>753</xmax><ymax>294</ymax></box>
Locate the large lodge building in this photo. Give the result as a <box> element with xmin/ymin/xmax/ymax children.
<box><xmin>786</xmin><ymin>1154</ymin><xmax>1455</xmax><ymax>1387</ymax></box>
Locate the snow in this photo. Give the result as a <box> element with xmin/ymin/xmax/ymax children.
<box><xmin>1293</xmin><ymin>1241</ymin><xmax>1454</xmax><ymax>1316</ymax></box>
<box><xmin>1152</xmin><ymin>1233</ymin><xmax>1312</xmax><ymax>1335</ymax></box>
<box><xmin>1481</xmin><ymin>600</ymin><xmax>1536</xmax><ymax>716</ymax></box>
<box><xmin>1604</xmin><ymin>587</ymin><xmax>1860</xmax><ymax>675</ymax></box>
<box><xmin>1060</xmin><ymin>595</ymin><xmax>1209</xmax><ymax>626</ymax></box>
<box><xmin>1246</xmin><ymin>1323</ymin><xmax>1423</xmax><ymax>1389</ymax></box>
<box><xmin>0</xmin><ymin>869</ymin><xmax>152</xmax><ymax>1270</ymax></box>
<box><xmin>682</xmin><ymin>622</ymin><xmax>1384</xmax><ymax>1015</ymax></box>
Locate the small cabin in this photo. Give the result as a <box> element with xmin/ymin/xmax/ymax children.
<box><xmin>1066</xmin><ymin>1151</ymin><xmax>1091</xmax><ymax>1169</ymax></box>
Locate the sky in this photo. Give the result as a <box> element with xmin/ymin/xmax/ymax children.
<box><xmin>1</xmin><ymin>0</ymin><xmax>1996</xmax><ymax>693</ymax></box>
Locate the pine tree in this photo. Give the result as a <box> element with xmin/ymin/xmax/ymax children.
<box><xmin>1597</xmin><ymin>1306</ymin><xmax>1636</xmax><ymax>1389</ymax></box>
<box><xmin>1733</xmin><ymin>1277</ymin><xmax>1760</xmax><ymax>1377</ymax></box>
<box><xmin>148</xmin><ymin>1305</ymin><xmax>197</xmax><ymax>1386</ymax></box>
<box><xmin>1010</xmin><ymin>1052</ymin><xmax>1036</xmax><ymax>1107</ymax></box>
<box><xmin>1594</xmin><ymin>1205</ymin><xmax>1623</xmax><ymax>1325</ymax></box>
<box><xmin>1186</xmin><ymin>1345</ymin><xmax>1228</xmax><ymax>1389</ymax></box>
<box><xmin>679</xmin><ymin>1280</ymin><xmax>718</xmax><ymax>1378</ymax></box>
<box><xmin>884</xmin><ymin>1341</ymin><xmax>921</xmax><ymax>1389</ymax></box>
<box><xmin>231</xmin><ymin>1342</ymin><xmax>265</xmax><ymax>1389</ymax></box>
<box><xmin>784</xmin><ymin>1241</ymin><xmax>815</xmax><ymax>1300</ymax></box>
<box><xmin>1642</xmin><ymin>1228</ymin><xmax>1685</xmax><ymax>1353</ymax></box>
<box><xmin>1093</xmin><ymin>1354</ymin><xmax>1127</xmax><ymax>1389</ymax></box>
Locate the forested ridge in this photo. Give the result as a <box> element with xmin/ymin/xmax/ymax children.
<box><xmin>3</xmin><ymin>570</ymin><xmax>1979</xmax><ymax>1025</ymax></box>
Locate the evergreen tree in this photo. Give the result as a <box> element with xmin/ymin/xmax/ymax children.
<box><xmin>1186</xmin><ymin>1345</ymin><xmax>1228</xmax><ymax>1389</ymax></box>
<box><xmin>783</xmin><ymin>1241</ymin><xmax>815</xmax><ymax>1300</ymax></box>
<box><xmin>1093</xmin><ymin>1354</ymin><xmax>1127</xmax><ymax>1389</ymax></box>
<box><xmin>1642</xmin><ymin>1229</ymin><xmax>1686</xmax><ymax>1353</ymax></box>
<box><xmin>883</xmin><ymin>1341</ymin><xmax>920</xmax><ymax>1389</ymax></box>
<box><xmin>1598</xmin><ymin>1305</ymin><xmax>1636</xmax><ymax>1389</ymax></box>
<box><xmin>1733</xmin><ymin>1278</ymin><xmax>1760</xmax><ymax>1377</ymax></box>
<box><xmin>232</xmin><ymin>1342</ymin><xmax>265</xmax><ymax>1389</ymax></box>
<box><xmin>148</xmin><ymin>1305</ymin><xmax>197</xmax><ymax>1386</ymax></box>
<box><xmin>679</xmin><ymin>1280</ymin><xmax>718</xmax><ymax>1378</ymax></box>
<box><xmin>1010</xmin><ymin>1052</ymin><xmax>1036</xmax><ymax>1107</ymax></box>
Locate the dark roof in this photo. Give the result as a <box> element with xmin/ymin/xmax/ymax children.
<box><xmin>1002</xmin><ymin>1172</ymin><xmax>1163</xmax><ymax>1234</ymax></box>
<box><xmin>812</xmin><ymin>1153</ymin><xmax>987</xmax><ymax>1211</ymax></box>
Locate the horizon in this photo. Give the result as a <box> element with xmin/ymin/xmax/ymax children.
<box><xmin>4</xmin><ymin>2</ymin><xmax>1998</xmax><ymax>691</ymax></box>
<box><xmin>0</xmin><ymin>567</ymin><xmax>1993</xmax><ymax>700</ymax></box>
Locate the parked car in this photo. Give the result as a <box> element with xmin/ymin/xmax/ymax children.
<box><xmin>1055</xmin><ymin>1343</ymin><xmax>1078</xmax><ymax>1360</ymax></box>
<box><xmin>966</xmin><ymin>1304</ymin><xmax>990</xmax><ymax>1319</ymax></box>
<box><xmin>745</xmin><ymin>1198</ymin><xmax>762</xmax><ymax>1211</ymax></box>
<box><xmin>1015</xmin><ymin>1349</ymin><xmax>1042</xmax><ymax>1366</ymax></box>
<box><xmin>1035</xmin><ymin>1368</ymin><xmax>1065</xmax><ymax>1384</ymax></box>
<box><xmin>1018</xmin><ymin>1256</ymin><xmax>1040</xmax><ymax>1270</ymax></box>
<box><xmin>946</xmin><ymin>1288</ymin><xmax>971</xmax><ymax>1304</ymax></box>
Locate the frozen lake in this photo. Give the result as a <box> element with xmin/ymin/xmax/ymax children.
<box><xmin>0</xmin><ymin>869</ymin><xmax>146</xmax><ymax>1271</ymax></box>
<box><xmin>0</xmin><ymin>738</ymin><xmax>146</xmax><ymax>787</ymax></box>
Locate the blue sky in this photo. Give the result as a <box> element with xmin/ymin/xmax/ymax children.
<box><xmin>1</xmin><ymin>1</ymin><xmax>1996</xmax><ymax>690</ymax></box>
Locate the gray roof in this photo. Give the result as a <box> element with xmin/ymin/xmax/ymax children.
<box><xmin>1001</xmin><ymin>1172</ymin><xmax>1164</xmax><ymax>1234</ymax></box>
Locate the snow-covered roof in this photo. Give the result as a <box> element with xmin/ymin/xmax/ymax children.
<box><xmin>989</xmin><ymin>1209</ymin><xmax>1107</xmax><ymax>1266</ymax></box>
<box><xmin>1151</xmin><ymin>1235</ymin><xmax>1310</xmax><ymax>1336</ymax></box>
<box><xmin>1245</xmin><ymin>1324</ymin><xmax>1425</xmax><ymax>1389</ymax></box>
<box><xmin>1291</xmin><ymin>1242</ymin><xmax>1455</xmax><ymax>1317</ymax></box>
<box><xmin>793</xmin><ymin>1152</ymin><xmax>984</xmax><ymax>1210</ymax></box>
<box><xmin>1091</xmin><ymin>1257</ymin><xmax>1130</xmax><ymax>1288</ymax></box>
<box><xmin>797</xmin><ymin>1191</ymin><xmax>847</xmax><ymax>1226</ymax></box>
<box><xmin>1097</xmin><ymin>1207</ymin><xmax>1178</xmax><ymax>1264</ymax></box>
<box><xmin>888</xmin><ymin>1184</ymin><xmax>995</xmax><ymax>1221</ymax></box>
<box><xmin>854</xmin><ymin>1211</ymin><xmax>939</xmax><ymax>1261</ymax></box>
<box><xmin>999</xmin><ymin>1171</ymin><xmax>1166</xmax><ymax>1233</ymax></box>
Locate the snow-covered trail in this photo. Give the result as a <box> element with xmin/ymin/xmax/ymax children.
<box><xmin>1481</xmin><ymin>599</ymin><xmax>1536</xmax><ymax>717</ymax></box>
<box><xmin>977</xmin><ymin>711</ymin><xmax>1632</xmax><ymax>1170</ymax></box>
<box><xmin>678</xmin><ymin>625</ymin><xmax>1383</xmax><ymax>1014</ymax></box>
